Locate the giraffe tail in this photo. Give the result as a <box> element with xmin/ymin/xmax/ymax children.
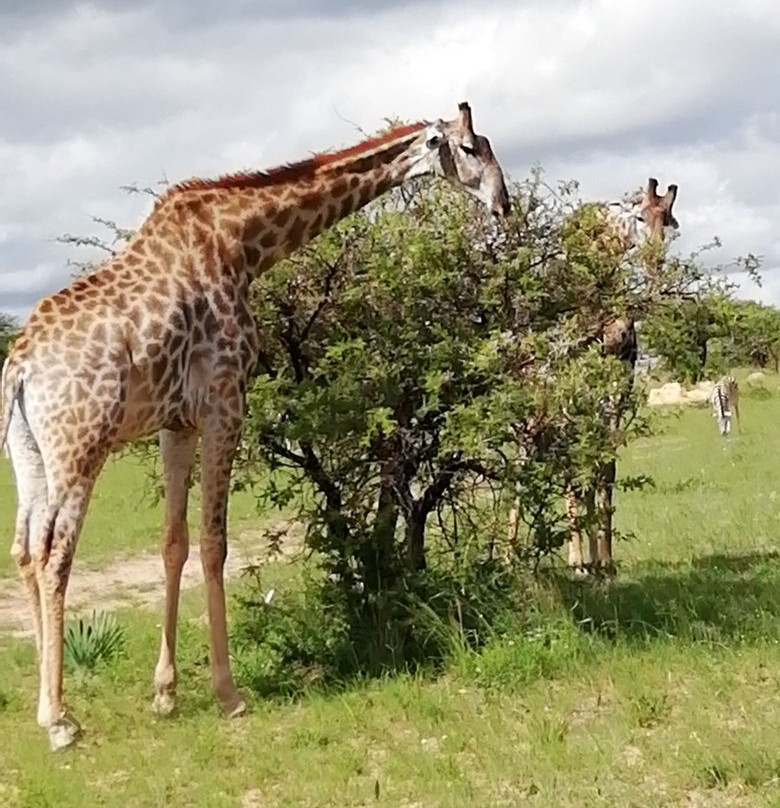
<box><xmin>0</xmin><ymin>356</ymin><xmax>22</xmax><ymax>458</ymax></box>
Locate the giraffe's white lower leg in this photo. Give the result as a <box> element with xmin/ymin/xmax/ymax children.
<box><xmin>36</xmin><ymin>681</ymin><xmax>52</xmax><ymax>728</ymax></box>
<box><xmin>37</xmin><ymin>460</ymin><xmax>104</xmax><ymax>751</ymax></box>
<box><xmin>5</xmin><ymin>409</ymin><xmax>60</xmax><ymax>733</ymax></box>
<box><xmin>11</xmin><ymin>537</ymin><xmax>49</xmax><ymax>726</ymax></box>
<box><xmin>568</xmin><ymin>537</ymin><xmax>585</xmax><ymax>572</ymax></box>
<box><xmin>35</xmin><ymin>545</ymin><xmax>84</xmax><ymax>751</ymax></box>
<box><xmin>153</xmin><ymin>430</ymin><xmax>197</xmax><ymax>716</ymax></box>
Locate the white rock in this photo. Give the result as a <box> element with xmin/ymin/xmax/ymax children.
<box><xmin>683</xmin><ymin>388</ymin><xmax>710</xmax><ymax>404</ymax></box>
<box><xmin>647</xmin><ymin>382</ymin><xmax>683</xmax><ymax>406</ymax></box>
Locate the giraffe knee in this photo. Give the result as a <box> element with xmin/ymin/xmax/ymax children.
<box><xmin>10</xmin><ymin>540</ymin><xmax>31</xmax><ymax>570</ymax></box>
<box><xmin>41</xmin><ymin>540</ymin><xmax>76</xmax><ymax>596</ymax></box>
<box><xmin>162</xmin><ymin>525</ymin><xmax>189</xmax><ymax>572</ymax></box>
<box><xmin>11</xmin><ymin>502</ymin><xmax>37</xmax><ymax>569</ymax></box>
<box><xmin>200</xmin><ymin>540</ymin><xmax>227</xmax><ymax>578</ymax></box>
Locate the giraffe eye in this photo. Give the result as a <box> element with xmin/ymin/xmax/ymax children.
<box><xmin>460</xmin><ymin>144</ymin><xmax>476</xmax><ymax>157</ymax></box>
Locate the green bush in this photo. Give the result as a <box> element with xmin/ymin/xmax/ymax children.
<box><xmin>230</xmin><ymin>558</ymin><xmax>528</xmax><ymax>697</ymax></box>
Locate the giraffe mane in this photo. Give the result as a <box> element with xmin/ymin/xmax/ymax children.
<box><xmin>166</xmin><ymin>122</ymin><xmax>426</xmax><ymax>197</ymax></box>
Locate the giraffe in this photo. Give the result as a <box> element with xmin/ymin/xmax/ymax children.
<box><xmin>0</xmin><ymin>102</ymin><xmax>510</xmax><ymax>750</ymax></box>
<box><xmin>565</xmin><ymin>177</ymin><xmax>680</xmax><ymax>575</ymax></box>
<box><xmin>505</xmin><ymin>178</ymin><xmax>679</xmax><ymax>574</ymax></box>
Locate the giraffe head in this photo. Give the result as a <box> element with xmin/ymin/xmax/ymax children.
<box><xmin>636</xmin><ymin>177</ymin><xmax>679</xmax><ymax>243</ymax></box>
<box><xmin>407</xmin><ymin>102</ymin><xmax>511</xmax><ymax>217</ymax></box>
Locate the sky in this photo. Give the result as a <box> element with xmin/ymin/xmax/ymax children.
<box><xmin>1</xmin><ymin>0</ymin><xmax>779</xmax><ymax>321</ymax></box>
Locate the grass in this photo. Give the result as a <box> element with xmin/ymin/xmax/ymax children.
<box><xmin>0</xmin><ymin>450</ymin><xmax>268</xmax><ymax>577</ymax></box>
<box><xmin>1</xmin><ymin>372</ymin><xmax>780</xmax><ymax>806</ymax></box>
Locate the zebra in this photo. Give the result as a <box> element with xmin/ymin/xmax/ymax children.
<box><xmin>711</xmin><ymin>375</ymin><xmax>740</xmax><ymax>436</ymax></box>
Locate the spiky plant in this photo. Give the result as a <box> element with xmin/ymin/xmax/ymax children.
<box><xmin>63</xmin><ymin>611</ymin><xmax>125</xmax><ymax>672</ymax></box>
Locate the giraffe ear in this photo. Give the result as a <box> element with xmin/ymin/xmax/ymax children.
<box><xmin>645</xmin><ymin>177</ymin><xmax>660</xmax><ymax>203</ymax></box>
<box><xmin>661</xmin><ymin>183</ymin><xmax>678</xmax><ymax>211</ymax></box>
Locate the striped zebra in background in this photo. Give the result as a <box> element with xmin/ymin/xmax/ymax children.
<box><xmin>711</xmin><ymin>375</ymin><xmax>740</xmax><ymax>435</ymax></box>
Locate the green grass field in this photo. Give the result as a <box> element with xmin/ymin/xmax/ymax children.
<box><xmin>1</xmin><ymin>377</ymin><xmax>780</xmax><ymax>807</ymax></box>
<box><xmin>0</xmin><ymin>451</ymin><xmax>265</xmax><ymax>578</ymax></box>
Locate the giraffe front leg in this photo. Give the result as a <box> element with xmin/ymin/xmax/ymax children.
<box><xmin>593</xmin><ymin>460</ymin><xmax>616</xmax><ymax>577</ymax></box>
<box><xmin>505</xmin><ymin>499</ymin><xmax>520</xmax><ymax>565</ymax></box>
<box><xmin>152</xmin><ymin>428</ymin><xmax>198</xmax><ymax>717</ymax></box>
<box><xmin>565</xmin><ymin>486</ymin><xmax>587</xmax><ymax>575</ymax></box>
<box><xmin>199</xmin><ymin>415</ymin><xmax>246</xmax><ymax>718</ymax></box>
<box><xmin>583</xmin><ymin>486</ymin><xmax>597</xmax><ymax>575</ymax></box>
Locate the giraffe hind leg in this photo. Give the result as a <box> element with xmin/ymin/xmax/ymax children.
<box><xmin>593</xmin><ymin>461</ymin><xmax>617</xmax><ymax>578</ymax></box>
<box><xmin>565</xmin><ymin>486</ymin><xmax>588</xmax><ymax>576</ymax></box>
<box><xmin>36</xmin><ymin>451</ymin><xmax>107</xmax><ymax>751</ymax></box>
<box><xmin>15</xmin><ymin>410</ymin><xmax>109</xmax><ymax>750</ymax></box>
<box><xmin>5</xmin><ymin>405</ymin><xmax>52</xmax><ymax>727</ymax></box>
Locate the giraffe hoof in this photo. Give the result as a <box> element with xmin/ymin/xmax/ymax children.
<box><xmin>152</xmin><ymin>692</ymin><xmax>177</xmax><ymax>717</ymax></box>
<box><xmin>48</xmin><ymin>713</ymin><xmax>82</xmax><ymax>752</ymax></box>
<box><xmin>223</xmin><ymin>697</ymin><xmax>247</xmax><ymax>719</ymax></box>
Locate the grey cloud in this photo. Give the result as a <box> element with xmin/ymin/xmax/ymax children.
<box><xmin>0</xmin><ymin>0</ymin><xmax>456</xmax><ymax>40</ymax></box>
<box><xmin>2</xmin><ymin>0</ymin><xmax>780</xmax><ymax>320</ymax></box>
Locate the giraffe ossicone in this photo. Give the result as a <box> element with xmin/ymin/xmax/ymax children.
<box><xmin>0</xmin><ymin>102</ymin><xmax>509</xmax><ymax>750</ymax></box>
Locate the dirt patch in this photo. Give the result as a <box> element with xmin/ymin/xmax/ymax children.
<box><xmin>0</xmin><ymin>520</ymin><xmax>304</xmax><ymax>637</ymax></box>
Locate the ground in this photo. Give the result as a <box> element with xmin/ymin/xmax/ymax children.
<box><xmin>0</xmin><ymin>379</ymin><xmax>779</xmax><ymax>807</ymax></box>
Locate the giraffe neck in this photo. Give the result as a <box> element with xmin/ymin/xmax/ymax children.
<box><xmin>158</xmin><ymin>123</ymin><xmax>430</xmax><ymax>283</ymax></box>
<box><xmin>259</xmin><ymin>127</ymin><xmax>427</xmax><ymax>269</ymax></box>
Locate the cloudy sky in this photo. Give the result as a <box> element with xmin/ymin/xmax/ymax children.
<box><xmin>1</xmin><ymin>0</ymin><xmax>779</xmax><ymax>321</ymax></box>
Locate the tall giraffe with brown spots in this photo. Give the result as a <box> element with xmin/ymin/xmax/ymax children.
<box><xmin>505</xmin><ymin>178</ymin><xmax>679</xmax><ymax>574</ymax></box>
<box><xmin>565</xmin><ymin>177</ymin><xmax>680</xmax><ymax>575</ymax></box>
<box><xmin>0</xmin><ymin>102</ymin><xmax>510</xmax><ymax>750</ymax></box>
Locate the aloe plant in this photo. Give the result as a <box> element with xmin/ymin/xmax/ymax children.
<box><xmin>63</xmin><ymin>611</ymin><xmax>125</xmax><ymax>672</ymax></box>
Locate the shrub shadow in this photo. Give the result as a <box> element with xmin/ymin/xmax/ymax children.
<box><xmin>547</xmin><ymin>551</ymin><xmax>780</xmax><ymax>643</ymax></box>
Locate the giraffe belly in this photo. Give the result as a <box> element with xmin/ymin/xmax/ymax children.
<box><xmin>114</xmin><ymin>393</ymin><xmax>177</xmax><ymax>443</ymax></box>
<box><xmin>114</xmin><ymin>349</ymin><xmax>216</xmax><ymax>442</ymax></box>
